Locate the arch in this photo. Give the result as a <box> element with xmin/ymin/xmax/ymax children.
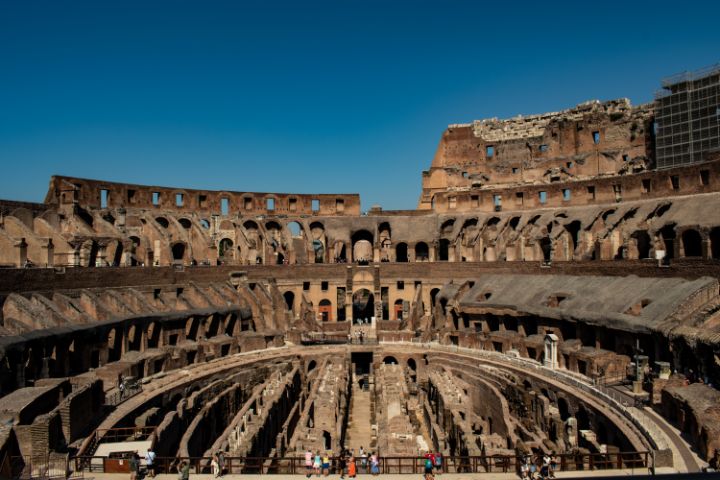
<box><xmin>146</xmin><ymin>321</ymin><xmax>160</xmax><ymax>349</ymax></box>
<box><xmin>219</xmin><ymin>219</ymin><xmax>234</xmax><ymax>230</ymax></box>
<box><xmin>396</xmin><ymin>242</ymin><xmax>408</xmax><ymax>262</ymax></box>
<box><xmin>276</xmin><ymin>252</ymin><xmax>285</xmax><ymax>265</ymax></box>
<box><xmin>557</xmin><ymin>397</ymin><xmax>570</xmax><ymax>421</ymax></box>
<box><xmin>265</xmin><ymin>220</ymin><xmax>282</xmax><ymax>231</ymax></box>
<box><xmin>200</xmin><ymin>218</ymin><xmax>211</xmax><ymax>229</ymax></box>
<box><xmin>415</xmin><ymin>242</ymin><xmax>429</xmax><ymax>261</ymax></box>
<box><xmin>218</xmin><ymin>238</ymin><xmax>234</xmax><ymax>261</ymax></box>
<box><xmin>243</xmin><ymin>220</ymin><xmax>259</xmax><ymax>230</ymax></box>
<box><xmin>440</xmin><ymin>219</ymin><xmax>455</xmax><ymax>234</ymax></box>
<box><xmin>351</xmin><ymin>230</ymin><xmax>374</xmax><ymax>263</ymax></box>
<box><xmin>659</xmin><ymin>224</ymin><xmax>676</xmax><ymax>260</ymax></box>
<box><xmin>564</xmin><ymin>220</ymin><xmax>581</xmax><ymax>253</ymax></box>
<box><xmin>322</xmin><ymin>431</ymin><xmax>331</xmax><ymax>450</ymax></box>
<box><xmin>407</xmin><ymin>358</ymin><xmax>417</xmax><ymax>371</ymax></box>
<box><xmin>307</xmin><ymin>360</ymin><xmax>317</xmax><ymax>372</ymax></box>
<box><xmin>178</xmin><ymin>218</ymin><xmax>192</xmax><ymax>229</ymax></box>
<box><xmin>682</xmin><ymin>229</ymin><xmax>703</xmax><ymax>257</ymax></box>
<box><xmin>430</xmin><ymin>288</ymin><xmax>440</xmax><ymax>308</ymax></box>
<box><xmin>312</xmin><ymin>240</ymin><xmax>324</xmax><ymax>264</ymax></box>
<box><xmin>711</xmin><ymin>227</ymin><xmax>720</xmax><ymax>260</ymax></box>
<box><xmin>509</xmin><ymin>216</ymin><xmax>521</xmax><ymax>230</ymax></box>
<box><xmin>383</xmin><ymin>356</ymin><xmax>398</xmax><ymax>364</ymax></box>
<box><xmin>283</xmin><ymin>291</ymin><xmax>295</xmax><ymax>311</ymax></box>
<box><xmin>438</xmin><ymin>239</ymin><xmax>450</xmax><ymax>261</ymax></box>
<box><xmin>540</xmin><ymin>237</ymin><xmax>552</xmax><ymax>263</ymax></box>
<box><xmin>319</xmin><ymin>299</ymin><xmax>332</xmax><ymax>322</ymax></box>
<box><xmin>352</xmin><ymin>288</ymin><xmax>375</xmax><ymax>322</ymax></box>
<box><xmin>631</xmin><ymin>230</ymin><xmax>651</xmax><ymax>259</ymax></box>
<box><xmin>155</xmin><ymin>217</ymin><xmax>169</xmax><ymax>228</ymax></box>
<box><xmin>287</xmin><ymin>221</ymin><xmax>303</xmax><ymax>238</ymax></box>
<box><xmin>394</xmin><ymin>298</ymin><xmax>404</xmax><ymax>320</ymax></box>
<box><xmin>171</xmin><ymin>242</ymin><xmax>186</xmax><ymax>261</ymax></box>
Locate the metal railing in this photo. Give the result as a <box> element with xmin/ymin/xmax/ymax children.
<box><xmin>73</xmin><ymin>451</ymin><xmax>648</xmax><ymax>475</ymax></box>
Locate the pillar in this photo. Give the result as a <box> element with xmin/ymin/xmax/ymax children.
<box><xmin>544</xmin><ymin>333</ymin><xmax>559</xmax><ymax>369</ymax></box>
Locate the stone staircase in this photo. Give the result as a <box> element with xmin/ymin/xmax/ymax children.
<box><xmin>344</xmin><ymin>380</ymin><xmax>374</xmax><ymax>453</ymax></box>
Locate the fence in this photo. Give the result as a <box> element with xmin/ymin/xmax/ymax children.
<box><xmin>73</xmin><ymin>451</ymin><xmax>648</xmax><ymax>475</ymax></box>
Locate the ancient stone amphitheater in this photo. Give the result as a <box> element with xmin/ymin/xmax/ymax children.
<box><xmin>1</xmin><ymin>97</ymin><xmax>719</xmax><ymax>478</ymax></box>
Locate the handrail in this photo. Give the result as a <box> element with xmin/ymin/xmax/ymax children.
<box><xmin>73</xmin><ymin>451</ymin><xmax>648</xmax><ymax>475</ymax></box>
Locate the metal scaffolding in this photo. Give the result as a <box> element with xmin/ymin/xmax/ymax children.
<box><xmin>654</xmin><ymin>63</ymin><xmax>720</xmax><ymax>169</ymax></box>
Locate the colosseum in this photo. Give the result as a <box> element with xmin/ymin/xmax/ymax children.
<box><xmin>1</xmin><ymin>67</ymin><xmax>720</xmax><ymax>479</ymax></box>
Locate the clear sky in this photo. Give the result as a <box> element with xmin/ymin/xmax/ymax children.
<box><xmin>1</xmin><ymin>1</ymin><xmax>718</xmax><ymax>210</ymax></box>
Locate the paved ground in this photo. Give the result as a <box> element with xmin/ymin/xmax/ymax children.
<box><xmin>81</xmin><ymin>467</ymin><xmax>677</xmax><ymax>480</ymax></box>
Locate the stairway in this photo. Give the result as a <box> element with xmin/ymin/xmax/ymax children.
<box><xmin>345</xmin><ymin>381</ymin><xmax>373</xmax><ymax>453</ymax></box>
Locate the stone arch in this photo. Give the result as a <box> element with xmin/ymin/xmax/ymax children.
<box><xmin>659</xmin><ymin>224</ymin><xmax>677</xmax><ymax>260</ymax></box>
<box><xmin>283</xmin><ymin>291</ymin><xmax>295</xmax><ymax>311</ymax></box>
<box><xmin>171</xmin><ymin>242</ymin><xmax>186</xmax><ymax>262</ymax></box>
<box><xmin>319</xmin><ymin>299</ymin><xmax>332</xmax><ymax>322</ymax></box>
<box><xmin>631</xmin><ymin>230</ymin><xmax>651</xmax><ymax>259</ymax></box>
<box><xmin>382</xmin><ymin>355</ymin><xmax>398</xmax><ymax>364</ymax></box>
<box><xmin>681</xmin><ymin>228</ymin><xmax>703</xmax><ymax>257</ymax></box>
<box><xmin>155</xmin><ymin>216</ymin><xmax>169</xmax><ymax>228</ymax></box>
<box><xmin>178</xmin><ymin>218</ymin><xmax>192</xmax><ymax>229</ymax></box>
<box><xmin>218</xmin><ymin>238</ymin><xmax>234</xmax><ymax>263</ymax></box>
<box><xmin>438</xmin><ymin>239</ymin><xmax>451</xmax><ymax>261</ymax></box>
<box><xmin>394</xmin><ymin>298</ymin><xmax>404</xmax><ymax>320</ymax></box>
<box><xmin>415</xmin><ymin>242</ymin><xmax>429</xmax><ymax>261</ymax></box>
<box><xmin>351</xmin><ymin>230</ymin><xmax>374</xmax><ymax>263</ymax></box>
<box><xmin>310</xmin><ymin>222</ymin><xmax>325</xmax><ymax>263</ymax></box>
<box><xmin>396</xmin><ymin>242</ymin><xmax>408</xmax><ymax>262</ymax></box>
<box><xmin>352</xmin><ymin>288</ymin><xmax>375</xmax><ymax>321</ymax></box>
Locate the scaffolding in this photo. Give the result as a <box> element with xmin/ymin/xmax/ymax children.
<box><xmin>654</xmin><ymin>63</ymin><xmax>720</xmax><ymax>169</ymax></box>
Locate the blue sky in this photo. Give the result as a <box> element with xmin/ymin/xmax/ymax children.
<box><xmin>1</xmin><ymin>1</ymin><xmax>719</xmax><ymax>210</ymax></box>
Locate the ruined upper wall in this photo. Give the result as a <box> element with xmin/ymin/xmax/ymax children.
<box><xmin>44</xmin><ymin>176</ymin><xmax>361</xmax><ymax>216</ymax></box>
<box><xmin>419</xmin><ymin>99</ymin><xmax>654</xmax><ymax>209</ymax></box>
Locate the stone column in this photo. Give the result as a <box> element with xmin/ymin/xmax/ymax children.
<box><xmin>544</xmin><ymin>333</ymin><xmax>559</xmax><ymax>369</ymax></box>
<box><xmin>41</xmin><ymin>238</ymin><xmax>54</xmax><ymax>267</ymax></box>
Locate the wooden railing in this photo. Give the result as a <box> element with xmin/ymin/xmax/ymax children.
<box><xmin>73</xmin><ymin>451</ymin><xmax>649</xmax><ymax>475</ymax></box>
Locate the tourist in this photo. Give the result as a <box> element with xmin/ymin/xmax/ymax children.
<box><xmin>370</xmin><ymin>452</ymin><xmax>379</xmax><ymax>476</ymax></box>
<box><xmin>322</xmin><ymin>451</ymin><xmax>331</xmax><ymax>477</ymax></box>
<box><xmin>217</xmin><ymin>451</ymin><xmax>225</xmax><ymax>476</ymax></box>
<box><xmin>129</xmin><ymin>452</ymin><xmax>139</xmax><ymax>480</ymax></box>
<box><xmin>434</xmin><ymin>452</ymin><xmax>442</xmax><ymax>475</ymax></box>
<box><xmin>360</xmin><ymin>451</ymin><xmax>368</xmax><ymax>473</ymax></box>
<box><xmin>540</xmin><ymin>453</ymin><xmax>551</xmax><ymax>480</ymax></box>
<box><xmin>146</xmin><ymin>448</ymin><xmax>156</xmax><ymax>477</ymax></box>
<box><xmin>305</xmin><ymin>448</ymin><xmax>313</xmax><ymax>478</ymax></box>
<box><xmin>348</xmin><ymin>456</ymin><xmax>357</xmax><ymax>478</ymax></box>
<box><xmin>179</xmin><ymin>460</ymin><xmax>190</xmax><ymax>480</ymax></box>
<box><xmin>549</xmin><ymin>452</ymin><xmax>557</xmax><ymax>478</ymax></box>
<box><xmin>424</xmin><ymin>453</ymin><xmax>434</xmax><ymax>480</ymax></box>
<box><xmin>338</xmin><ymin>450</ymin><xmax>347</xmax><ymax>479</ymax></box>
<box><xmin>313</xmin><ymin>451</ymin><xmax>322</xmax><ymax>477</ymax></box>
<box><xmin>211</xmin><ymin>454</ymin><xmax>220</xmax><ymax>478</ymax></box>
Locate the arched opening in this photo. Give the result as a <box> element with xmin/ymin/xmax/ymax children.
<box><xmin>178</xmin><ymin>218</ymin><xmax>192</xmax><ymax>229</ymax></box>
<box><xmin>564</xmin><ymin>220</ymin><xmax>581</xmax><ymax>254</ymax></box>
<box><xmin>276</xmin><ymin>252</ymin><xmax>285</xmax><ymax>264</ymax></box>
<box><xmin>631</xmin><ymin>230</ymin><xmax>651</xmax><ymax>259</ymax></box>
<box><xmin>540</xmin><ymin>237</ymin><xmax>552</xmax><ymax>263</ymax></box>
<box><xmin>146</xmin><ymin>321</ymin><xmax>160</xmax><ymax>349</ymax></box>
<box><xmin>407</xmin><ymin>358</ymin><xmax>417</xmax><ymax>371</ymax></box>
<box><xmin>383</xmin><ymin>356</ymin><xmax>398</xmax><ymax>364</ymax></box>
<box><xmin>310</xmin><ymin>222</ymin><xmax>325</xmax><ymax>263</ymax></box>
<box><xmin>394</xmin><ymin>299</ymin><xmax>404</xmax><ymax>320</ymax></box>
<box><xmin>155</xmin><ymin>217</ymin><xmax>169</xmax><ymax>228</ymax></box>
<box><xmin>711</xmin><ymin>228</ymin><xmax>720</xmax><ymax>260</ymax></box>
<box><xmin>319</xmin><ymin>299</ymin><xmax>332</xmax><ymax>322</ymax></box>
<box><xmin>415</xmin><ymin>242</ymin><xmax>429</xmax><ymax>261</ymax></box>
<box><xmin>171</xmin><ymin>242</ymin><xmax>186</xmax><ymax>262</ymax></box>
<box><xmin>351</xmin><ymin>230</ymin><xmax>374</xmax><ymax>263</ymax></box>
<box><xmin>283</xmin><ymin>291</ymin><xmax>295</xmax><ymax>311</ymax></box>
<box><xmin>430</xmin><ymin>288</ymin><xmax>440</xmax><ymax>308</ymax></box>
<box><xmin>336</xmin><ymin>243</ymin><xmax>347</xmax><ymax>263</ymax></box>
<box><xmin>287</xmin><ymin>221</ymin><xmax>303</xmax><ymax>237</ymax></box>
<box><xmin>112</xmin><ymin>241</ymin><xmax>123</xmax><ymax>267</ymax></box>
<box><xmin>576</xmin><ymin>405</ymin><xmax>591</xmax><ymax>430</ymax></box>
<box><xmin>322</xmin><ymin>431</ymin><xmax>331</xmax><ymax>450</ymax></box>
<box><xmin>659</xmin><ymin>224</ymin><xmax>676</xmax><ymax>260</ymax></box>
<box><xmin>307</xmin><ymin>360</ymin><xmax>317</xmax><ymax>372</ymax></box>
<box><xmin>396</xmin><ymin>242</ymin><xmax>408</xmax><ymax>262</ymax></box>
<box><xmin>352</xmin><ymin>288</ymin><xmax>375</xmax><ymax>322</ymax></box>
<box><xmin>312</xmin><ymin>240</ymin><xmax>324</xmax><ymax>264</ymax></box>
<box><xmin>438</xmin><ymin>239</ymin><xmax>450</xmax><ymax>261</ymax></box>
<box><xmin>200</xmin><ymin>218</ymin><xmax>211</xmax><ymax>229</ymax></box>
<box><xmin>218</xmin><ymin>238</ymin><xmax>234</xmax><ymax>263</ymax></box>
<box><xmin>557</xmin><ymin>397</ymin><xmax>570</xmax><ymax>421</ymax></box>
<box><xmin>682</xmin><ymin>229</ymin><xmax>703</xmax><ymax>257</ymax></box>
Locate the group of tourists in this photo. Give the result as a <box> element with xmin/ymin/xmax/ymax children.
<box><xmin>519</xmin><ymin>452</ymin><xmax>556</xmax><ymax>480</ymax></box>
<box><xmin>305</xmin><ymin>446</ymin><xmax>381</xmax><ymax>478</ymax></box>
<box><xmin>422</xmin><ymin>451</ymin><xmax>443</xmax><ymax>480</ymax></box>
